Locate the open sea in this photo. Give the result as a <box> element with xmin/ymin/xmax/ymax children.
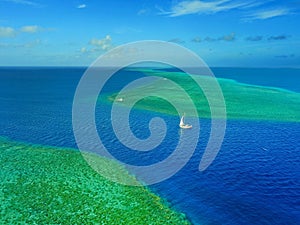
<box><xmin>0</xmin><ymin>67</ymin><xmax>299</xmax><ymax>224</ymax></box>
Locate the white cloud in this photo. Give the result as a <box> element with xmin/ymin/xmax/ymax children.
<box><xmin>191</xmin><ymin>37</ymin><xmax>202</xmax><ymax>42</ymax></box>
<box><xmin>0</xmin><ymin>25</ymin><xmax>51</xmax><ymax>38</ymax></box>
<box><xmin>162</xmin><ymin>0</ymin><xmax>293</xmax><ymax>21</ymax></box>
<box><xmin>245</xmin><ymin>8</ymin><xmax>291</xmax><ymax>20</ymax></box>
<box><xmin>0</xmin><ymin>26</ymin><xmax>16</xmax><ymax>37</ymax></box>
<box><xmin>0</xmin><ymin>39</ymin><xmax>42</xmax><ymax>48</ymax></box>
<box><xmin>137</xmin><ymin>9</ymin><xmax>148</xmax><ymax>15</ymax></box>
<box><xmin>204</xmin><ymin>36</ymin><xmax>217</xmax><ymax>42</ymax></box>
<box><xmin>20</xmin><ymin>25</ymin><xmax>40</xmax><ymax>33</ymax></box>
<box><xmin>80</xmin><ymin>47</ymin><xmax>87</xmax><ymax>53</ymax></box>
<box><xmin>23</xmin><ymin>38</ymin><xmax>41</xmax><ymax>47</ymax></box>
<box><xmin>163</xmin><ymin>0</ymin><xmax>254</xmax><ymax>17</ymax></box>
<box><xmin>77</xmin><ymin>4</ymin><xmax>86</xmax><ymax>9</ymax></box>
<box><xmin>89</xmin><ymin>35</ymin><xmax>112</xmax><ymax>51</ymax></box>
<box><xmin>3</xmin><ymin>0</ymin><xmax>39</xmax><ymax>6</ymax></box>
<box><xmin>220</xmin><ymin>32</ymin><xmax>235</xmax><ymax>41</ymax></box>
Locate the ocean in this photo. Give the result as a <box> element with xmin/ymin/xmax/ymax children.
<box><xmin>0</xmin><ymin>67</ymin><xmax>299</xmax><ymax>224</ymax></box>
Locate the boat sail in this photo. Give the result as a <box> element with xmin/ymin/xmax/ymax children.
<box><xmin>179</xmin><ymin>114</ymin><xmax>192</xmax><ymax>129</ymax></box>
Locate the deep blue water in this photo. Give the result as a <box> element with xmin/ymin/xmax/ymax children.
<box><xmin>0</xmin><ymin>67</ymin><xmax>299</xmax><ymax>224</ymax></box>
<box><xmin>163</xmin><ymin>67</ymin><xmax>300</xmax><ymax>93</ymax></box>
<box><xmin>211</xmin><ymin>67</ymin><xmax>300</xmax><ymax>93</ymax></box>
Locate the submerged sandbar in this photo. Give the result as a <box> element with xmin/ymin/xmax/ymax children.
<box><xmin>0</xmin><ymin>137</ymin><xmax>190</xmax><ymax>224</ymax></box>
<box><xmin>108</xmin><ymin>68</ymin><xmax>300</xmax><ymax>122</ymax></box>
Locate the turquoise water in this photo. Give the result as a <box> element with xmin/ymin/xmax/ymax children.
<box><xmin>0</xmin><ymin>67</ymin><xmax>299</xmax><ymax>224</ymax></box>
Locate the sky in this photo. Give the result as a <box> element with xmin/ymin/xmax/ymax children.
<box><xmin>0</xmin><ymin>0</ymin><xmax>300</xmax><ymax>67</ymax></box>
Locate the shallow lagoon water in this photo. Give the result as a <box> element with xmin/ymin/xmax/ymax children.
<box><xmin>0</xmin><ymin>67</ymin><xmax>299</xmax><ymax>224</ymax></box>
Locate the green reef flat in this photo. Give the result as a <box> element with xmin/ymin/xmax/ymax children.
<box><xmin>0</xmin><ymin>137</ymin><xmax>190</xmax><ymax>224</ymax></box>
<box><xmin>108</xmin><ymin>68</ymin><xmax>300</xmax><ymax>122</ymax></box>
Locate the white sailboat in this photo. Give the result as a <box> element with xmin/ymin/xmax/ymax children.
<box><xmin>179</xmin><ymin>114</ymin><xmax>192</xmax><ymax>129</ymax></box>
